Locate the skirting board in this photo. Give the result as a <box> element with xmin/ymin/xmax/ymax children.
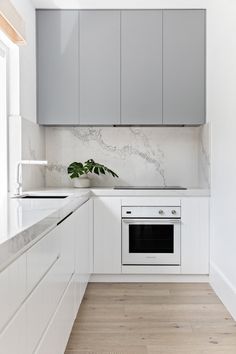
<box><xmin>122</xmin><ymin>265</ymin><xmax>181</xmax><ymax>274</ymax></box>
<box><xmin>210</xmin><ymin>262</ymin><xmax>236</xmax><ymax>321</ymax></box>
<box><xmin>91</xmin><ymin>274</ymin><xmax>209</xmax><ymax>283</ymax></box>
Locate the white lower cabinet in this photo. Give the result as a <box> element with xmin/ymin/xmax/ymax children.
<box><xmin>26</xmin><ymin>255</ymin><xmax>62</xmax><ymax>353</ymax></box>
<box><xmin>75</xmin><ymin>200</ymin><xmax>92</xmax><ymax>306</ymax></box>
<box><xmin>0</xmin><ymin>304</ymin><xmax>26</xmax><ymax>354</ymax></box>
<box><xmin>94</xmin><ymin>197</ymin><xmax>122</xmax><ymax>273</ymax></box>
<box><xmin>0</xmin><ymin>200</ymin><xmax>91</xmax><ymax>354</ymax></box>
<box><xmin>27</xmin><ymin>226</ymin><xmax>60</xmax><ymax>293</ymax></box>
<box><xmin>35</xmin><ymin>278</ymin><xmax>76</xmax><ymax>354</ymax></box>
<box><xmin>93</xmin><ymin>196</ymin><xmax>209</xmax><ymax>275</ymax></box>
<box><xmin>35</xmin><ymin>200</ymin><xmax>92</xmax><ymax>354</ymax></box>
<box><xmin>181</xmin><ymin>197</ymin><xmax>209</xmax><ymax>274</ymax></box>
<box><xmin>0</xmin><ymin>253</ymin><xmax>26</xmax><ymax>333</ymax></box>
<box><xmin>56</xmin><ymin>212</ymin><xmax>76</xmax><ymax>295</ymax></box>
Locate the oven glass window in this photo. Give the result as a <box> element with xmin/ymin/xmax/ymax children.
<box><xmin>129</xmin><ymin>224</ymin><xmax>174</xmax><ymax>253</ymax></box>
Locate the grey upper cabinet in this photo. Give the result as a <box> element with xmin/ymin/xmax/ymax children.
<box><xmin>121</xmin><ymin>10</ymin><xmax>163</xmax><ymax>125</ymax></box>
<box><xmin>37</xmin><ymin>10</ymin><xmax>79</xmax><ymax>125</ymax></box>
<box><xmin>36</xmin><ymin>9</ymin><xmax>206</xmax><ymax>126</ymax></box>
<box><xmin>80</xmin><ymin>11</ymin><xmax>120</xmax><ymax>125</ymax></box>
<box><xmin>163</xmin><ymin>10</ymin><xmax>206</xmax><ymax>125</ymax></box>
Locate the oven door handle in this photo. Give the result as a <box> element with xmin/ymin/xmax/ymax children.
<box><xmin>122</xmin><ymin>218</ymin><xmax>181</xmax><ymax>224</ymax></box>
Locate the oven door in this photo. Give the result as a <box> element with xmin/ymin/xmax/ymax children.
<box><xmin>122</xmin><ymin>219</ymin><xmax>181</xmax><ymax>265</ymax></box>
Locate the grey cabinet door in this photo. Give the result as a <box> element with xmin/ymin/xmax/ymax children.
<box><xmin>80</xmin><ymin>11</ymin><xmax>120</xmax><ymax>125</ymax></box>
<box><xmin>121</xmin><ymin>10</ymin><xmax>162</xmax><ymax>125</ymax></box>
<box><xmin>37</xmin><ymin>10</ymin><xmax>79</xmax><ymax>125</ymax></box>
<box><xmin>163</xmin><ymin>10</ymin><xmax>206</xmax><ymax>125</ymax></box>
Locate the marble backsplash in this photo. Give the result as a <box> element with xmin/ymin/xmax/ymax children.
<box><xmin>9</xmin><ymin>117</ymin><xmax>210</xmax><ymax>191</ymax></box>
<box><xmin>45</xmin><ymin>125</ymin><xmax>211</xmax><ymax>189</ymax></box>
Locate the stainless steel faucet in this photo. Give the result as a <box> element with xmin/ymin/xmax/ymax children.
<box><xmin>16</xmin><ymin>160</ymin><xmax>48</xmax><ymax>196</ymax></box>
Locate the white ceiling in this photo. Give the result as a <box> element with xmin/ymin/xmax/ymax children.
<box><xmin>32</xmin><ymin>0</ymin><xmax>207</xmax><ymax>10</ymax></box>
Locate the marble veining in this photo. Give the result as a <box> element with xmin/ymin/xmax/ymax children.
<box><xmin>199</xmin><ymin>123</ymin><xmax>211</xmax><ymax>188</ymax></box>
<box><xmin>45</xmin><ymin>126</ymin><xmax>204</xmax><ymax>188</ymax></box>
<box><xmin>68</xmin><ymin>127</ymin><xmax>166</xmax><ymax>185</ymax></box>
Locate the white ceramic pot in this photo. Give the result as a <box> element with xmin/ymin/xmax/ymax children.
<box><xmin>73</xmin><ymin>176</ymin><xmax>91</xmax><ymax>188</ymax></box>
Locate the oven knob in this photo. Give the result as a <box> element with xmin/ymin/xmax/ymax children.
<box><xmin>171</xmin><ymin>210</ymin><xmax>177</xmax><ymax>215</ymax></box>
<box><xmin>159</xmin><ymin>210</ymin><xmax>164</xmax><ymax>215</ymax></box>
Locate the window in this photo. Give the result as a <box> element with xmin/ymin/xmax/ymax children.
<box><xmin>0</xmin><ymin>40</ymin><xmax>8</xmax><ymax>198</ymax></box>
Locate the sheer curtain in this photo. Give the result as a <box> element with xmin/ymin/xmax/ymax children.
<box><xmin>0</xmin><ymin>40</ymin><xmax>7</xmax><ymax>199</ymax></box>
<box><xmin>0</xmin><ymin>40</ymin><xmax>8</xmax><ymax>241</ymax></box>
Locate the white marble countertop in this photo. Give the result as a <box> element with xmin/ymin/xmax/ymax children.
<box><xmin>23</xmin><ymin>187</ymin><xmax>210</xmax><ymax>197</ymax></box>
<box><xmin>88</xmin><ymin>187</ymin><xmax>210</xmax><ymax>197</ymax></box>
<box><xmin>0</xmin><ymin>189</ymin><xmax>90</xmax><ymax>272</ymax></box>
<box><xmin>26</xmin><ymin>187</ymin><xmax>210</xmax><ymax>198</ymax></box>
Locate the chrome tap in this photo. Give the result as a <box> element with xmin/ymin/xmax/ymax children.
<box><xmin>16</xmin><ymin>160</ymin><xmax>48</xmax><ymax>196</ymax></box>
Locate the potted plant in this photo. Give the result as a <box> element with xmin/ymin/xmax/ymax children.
<box><xmin>67</xmin><ymin>159</ymin><xmax>118</xmax><ymax>188</ymax></box>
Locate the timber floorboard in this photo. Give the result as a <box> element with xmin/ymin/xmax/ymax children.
<box><xmin>65</xmin><ymin>283</ymin><xmax>236</xmax><ymax>354</ymax></box>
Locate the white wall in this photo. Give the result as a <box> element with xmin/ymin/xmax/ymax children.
<box><xmin>207</xmin><ymin>0</ymin><xmax>236</xmax><ymax>320</ymax></box>
<box><xmin>11</xmin><ymin>0</ymin><xmax>36</xmax><ymax>123</ymax></box>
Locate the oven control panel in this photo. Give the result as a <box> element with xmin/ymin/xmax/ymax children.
<box><xmin>122</xmin><ymin>206</ymin><xmax>181</xmax><ymax>218</ymax></box>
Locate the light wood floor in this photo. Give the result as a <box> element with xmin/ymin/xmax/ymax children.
<box><xmin>65</xmin><ymin>283</ymin><xmax>236</xmax><ymax>354</ymax></box>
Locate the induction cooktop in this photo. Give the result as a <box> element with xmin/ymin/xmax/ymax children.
<box><xmin>113</xmin><ymin>186</ymin><xmax>187</xmax><ymax>190</ymax></box>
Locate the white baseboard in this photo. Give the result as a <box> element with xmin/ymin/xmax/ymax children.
<box><xmin>210</xmin><ymin>262</ymin><xmax>236</xmax><ymax>321</ymax></box>
<box><xmin>121</xmin><ymin>265</ymin><xmax>181</xmax><ymax>274</ymax></box>
<box><xmin>91</xmin><ymin>274</ymin><xmax>209</xmax><ymax>283</ymax></box>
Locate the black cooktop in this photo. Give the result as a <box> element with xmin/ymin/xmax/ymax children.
<box><xmin>113</xmin><ymin>186</ymin><xmax>187</xmax><ymax>190</ymax></box>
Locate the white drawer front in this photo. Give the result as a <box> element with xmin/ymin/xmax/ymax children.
<box><xmin>26</xmin><ymin>254</ymin><xmax>62</xmax><ymax>354</ymax></box>
<box><xmin>27</xmin><ymin>227</ymin><xmax>60</xmax><ymax>292</ymax></box>
<box><xmin>0</xmin><ymin>303</ymin><xmax>26</xmax><ymax>354</ymax></box>
<box><xmin>0</xmin><ymin>254</ymin><xmax>26</xmax><ymax>333</ymax></box>
<box><xmin>56</xmin><ymin>214</ymin><xmax>75</xmax><ymax>292</ymax></box>
<box><xmin>35</xmin><ymin>278</ymin><xmax>76</xmax><ymax>354</ymax></box>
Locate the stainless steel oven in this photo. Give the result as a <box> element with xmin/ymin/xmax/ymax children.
<box><xmin>122</xmin><ymin>206</ymin><xmax>181</xmax><ymax>266</ymax></box>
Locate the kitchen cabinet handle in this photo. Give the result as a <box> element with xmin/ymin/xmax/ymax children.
<box><xmin>122</xmin><ymin>218</ymin><xmax>181</xmax><ymax>224</ymax></box>
<box><xmin>57</xmin><ymin>212</ymin><xmax>73</xmax><ymax>226</ymax></box>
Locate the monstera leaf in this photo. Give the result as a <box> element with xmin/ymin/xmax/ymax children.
<box><xmin>84</xmin><ymin>159</ymin><xmax>118</xmax><ymax>178</ymax></box>
<box><xmin>67</xmin><ymin>159</ymin><xmax>118</xmax><ymax>179</ymax></box>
